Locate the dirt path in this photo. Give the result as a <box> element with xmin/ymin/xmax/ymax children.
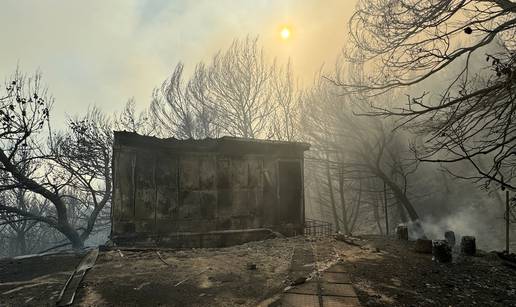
<box><xmin>275</xmin><ymin>238</ymin><xmax>361</xmax><ymax>307</ymax></box>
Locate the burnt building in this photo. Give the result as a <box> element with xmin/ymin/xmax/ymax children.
<box><xmin>110</xmin><ymin>131</ymin><xmax>310</xmax><ymax>247</ymax></box>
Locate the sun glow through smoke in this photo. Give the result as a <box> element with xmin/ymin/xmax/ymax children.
<box><xmin>280</xmin><ymin>26</ymin><xmax>291</xmax><ymax>40</ymax></box>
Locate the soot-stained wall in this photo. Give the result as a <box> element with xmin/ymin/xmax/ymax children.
<box><xmin>111</xmin><ymin>131</ymin><xmax>310</xmax><ymax>242</ymax></box>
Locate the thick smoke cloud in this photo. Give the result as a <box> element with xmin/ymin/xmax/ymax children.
<box><xmin>0</xmin><ymin>0</ymin><xmax>356</xmax><ymax>129</ymax></box>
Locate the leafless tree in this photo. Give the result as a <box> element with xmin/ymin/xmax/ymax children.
<box><xmin>270</xmin><ymin>60</ymin><xmax>301</xmax><ymax>141</ymax></box>
<box><xmin>151</xmin><ymin>63</ymin><xmax>219</xmax><ymax>139</ymax></box>
<box><xmin>303</xmin><ymin>73</ymin><xmax>423</xmax><ymax>234</ymax></box>
<box><xmin>339</xmin><ymin>0</ymin><xmax>516</xmax><ymax>190</ymax></box>
<box><xmin>114</xmin><ymin>98</ymin><xmax>159</xmax><ymax>136</ymax></box>
<box><xmin>151</xmin><ymin>37</ymin><xmax>299</xmax><ymax>141</ymax></box>
<box><xmin>0</xmin><ymin>70</ymin><xmax>113</xmax><ymax>249</ymax></box>
<box><xmin>305</xmin><ymin>153</ymin><xmax>367</xmax><ymax>235</ymax></box>
<box><xmin>0</xmin><ymin>70</ymin><xmax>82</xmax><ymax>245</ymax></box>
<box><xmin>337</xmin><ymin>167</ymin><xmax>363</xmax><ymax>235</ymax></box>
<box><xmin>52</xmin><ymin>107</ymin><xmax>113</xmax><ymax>244</ymax></box>
<box><xmin>204</xmin><ymin>36</ymin><xmax>278</xmax><ymax>138</ymax></box>
<box><xmin>0</xmin><ymin>189</ymin><xmax>56</xmax><ymax>256</ymax></box>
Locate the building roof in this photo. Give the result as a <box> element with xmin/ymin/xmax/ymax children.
<box><xmin>113</xmin><ymin>131</ymin><xmax>310</xmax><ymax>154</ymax></box>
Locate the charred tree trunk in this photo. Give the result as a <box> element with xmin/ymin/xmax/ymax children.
<box><xmin>377</xmin><ymin>174</ymin><xmax>418</xmax><ymax>218</ymax></box>
<box><xmin>396</xmin><ymin>202</ymin><xmax>408</xmax><ymax>224</ymax></box>
<box><xmin>373</xmin><ymin>194</ymin><xmax>384</xmax><ymax>235</ymax></box>
<box><xmin>325</xmin><ymin>159</ymin><xmax>340</xmax><ymax>233</ymax></box>
<box><xmin>317</xmin><ymin>189</ymin><xmax>325</xmax><ymax>222</ymax></box>
<box><xmin>396</xmin><ymin>225</ymin><xmax>408</xmax><ymax>240</ymax></box>
<box><xmin>0</xmin><ymin>151</ymin><xmax>84</xmax><ymax>249</ymax></box>
<box><xmin>383</xmin><ymin>181</ymin><xmax>389</xmax><ymax>235</ymax></box>
<box><xmin>16</xmin><ymin>231</ymin><xmax>27</xmax><ymax>255</ymax></box>
<box><xmin>349</xmin><ymin>176</ymin><xmax>362</xmax><ymax>233</ymax></box>
<box><xmin>371</xmin><ymin>166</ymin><xmax>425</xmax><ymax>237</ymax></box>
<box><xmin>338</xmin><ymin>165</ymin><xmax>350</xmax><ymax>234</ymax></box>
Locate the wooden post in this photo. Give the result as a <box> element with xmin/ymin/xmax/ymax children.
<box><xmin>384</xmin><ymin>181</ymin><xmax>389</xmax><ymax>235</ymax></box>
<box><xmin>445</xmin><ymin>231</ymin><xmax>456</xmax><ymax>248</ymax></box>
<box><xmin>396</xmin><ymin>225</ymin><xmax>408</xmax><ymax>240</ymax></box>
<box><xmin>461</xmin><ymin>236</ymin><xmax>476</xmax><ymax>256</ymax></box>
<box><xmin>506</xmin><ymin>190</ymin><xmax>510</xmax><ymax>254</ymax></box>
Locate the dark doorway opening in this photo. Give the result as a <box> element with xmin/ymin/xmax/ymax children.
<box><xmin>278</xmin><ymin>161</ymin><xmax>302</xmax><ymax>224</ymax></box>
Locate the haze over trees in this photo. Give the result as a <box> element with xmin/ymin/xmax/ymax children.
<box><xmin>1</xmin><ymin>1</ymin><xmax>515</xmax><ymax>255</ymax></box>
<box><xmin>302</xmin><ymin>71</ymin><xmax>423</xmax><ymax>235</ymax></box>
<box><xmin>150</xmin><ymin>37</ymin><xmax>300</xmax><ymax>141</ymax></box>
<box><xmin>0</xmin><ymin>72</ymin><xmax>112</xmax><ymax>251</ymax></box>
<box><xmin>339</xmin><ymin>0</ymin><xmax>516</xmax><ymax>190</ymax></box>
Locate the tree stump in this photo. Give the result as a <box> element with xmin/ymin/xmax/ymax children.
<box><xmin>414</xmin><ymin>239</ymin><xmax>433</xmax><ymax>254</ymax></box>
<box><xmin>461</xmin><ymin>236</ymin><xmax>476</xmax><ymax>256</ymax></box>
<box><xmin>396</xmin><ymin>225</ymin><xmax>408</xmax><ymax>240</ymax></box>
<box><xmin>432</xmin><ymin>240</ymin><xmax>452</xmax><ymax>263</ymax></box>
<box><xmin>444</xmin><ymin>231</ymin><xmax>456</xmax><ymax>247</ymax></box>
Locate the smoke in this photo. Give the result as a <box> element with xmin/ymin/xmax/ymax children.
<box><xmin>420</xmin><ymin>202</ymin><xmax>508</xmax><ymax>251</ymax></box>
<box><xmin>0</xmin><ymin>0</ymin><xmax>357</xmax><ymax>129</ymax></box>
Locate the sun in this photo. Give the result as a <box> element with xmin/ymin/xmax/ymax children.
<box><xmin>280</xmin><ymin>26</ymin><xmax>291</xmax><ymax>40</ymax></box>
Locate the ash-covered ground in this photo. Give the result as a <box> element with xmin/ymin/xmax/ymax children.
<box><xmin>1</xmin><ymin>235</ymin><xmax>515</xmax><ymax>306</ymax></box>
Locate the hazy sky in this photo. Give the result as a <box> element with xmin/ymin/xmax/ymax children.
<box><xmin>1</xmin><ymin>1</ymin><xmax>356</xmax><ymax>126</ymax></box>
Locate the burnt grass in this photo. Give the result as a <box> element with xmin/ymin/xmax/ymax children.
<box><xmin>0</xmin><ymin>252</ymin><xmax>83</xmax><ymax>307</ymax></box>
<box><xmin>337</xmin><ymin>235</ymin><xmax>516</xmax><ymax>307</ymax></box>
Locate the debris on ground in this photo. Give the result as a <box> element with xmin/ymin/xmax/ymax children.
<box><xmin>337</xmin><ymin>235</ymin><xmax>516</xmax><ymax>307</ymax></box>
<box><xmin>414</xmin><ymin>239</ymin><xmax>432</xmax><ymax>254</ymax></box>
<box><xmin>1</xmin><ymin>235</ymin><xmax>515</xmax><ymax>306</ymax></box>
<box><xmin>290</xmin><ymin>276</ymin><xmax>307</xmax><ymax>286</ymax></box>
<box><xmin>0</xmin><ymin>252</ymin><xmax>84</xmax><ymax>307</ymax></box>
<box><xmin>75</xmin><ymin>236</ymin><xmax>312</xmax><ymax>306</ymax></box>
